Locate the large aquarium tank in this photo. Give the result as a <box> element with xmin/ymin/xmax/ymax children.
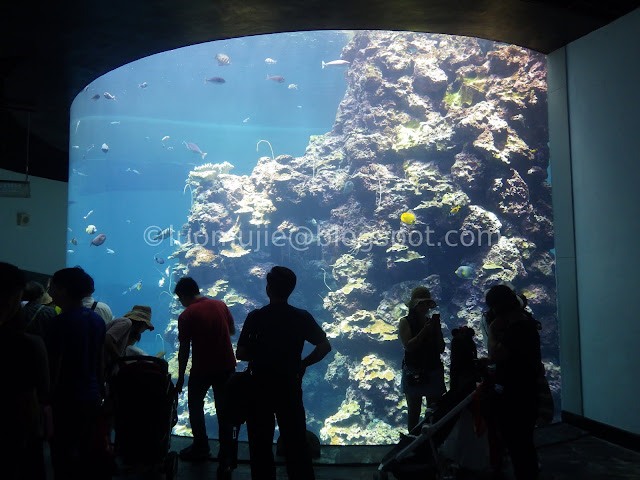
<box><xmin>68</xmin><ymin>31</ymin><xmax>559</xmax><ymax>446</ymax></box>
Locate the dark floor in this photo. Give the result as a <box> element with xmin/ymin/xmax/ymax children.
<box><xmin>168</xmin><ymin>422</ymin><xmax>640</xmax><ymax>480</ymax></box>
<box><xmin>43</xmin><ymin>422</ymin><xmax>640</xmax><ymax>479</ymax></box>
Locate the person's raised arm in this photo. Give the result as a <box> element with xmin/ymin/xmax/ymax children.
<box><xmin>399</xmin><ymin>317</ymin><xmax>432</xmax><ymax>353</ymax></box>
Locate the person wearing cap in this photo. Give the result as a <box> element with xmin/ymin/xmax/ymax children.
<box><xmin>21</xmin><ymin>281</ymin><xmax>58</xmax><ymax>345</ymax></box>
<box><xmin>398</xmin><ymin>286</ymin><xmax>446</xmax><ymax>433</ymax></box>
<box><xmin>104</xmin><ymin>305</ymin><xmax>154</xmax><ymax>377</ymax></box>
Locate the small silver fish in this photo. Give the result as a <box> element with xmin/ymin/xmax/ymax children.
<box><xmin>215</xmin><ymin>53</ymin><xmax>230</xmax><ymax>66</ymax></box>
<box><xmin>243</xmin><ymin>117</ymin><xmax>250</xmax><ymax>124</ymax></box>
<box><xmin>288</xmin><ymin>84</ymin><xmax>298</xmax><ymax>90</ymax></box>
<box><xmin>138</xmin><ymin>82</ymin><xmax>148</xmax><ymax>88</ymax></box>
<box><xmin>322</xmin><ymin>60</ymin><xmax>350</xmax><ymax>69</ymax></box>
<box><xmin>106</xmin><ymin>248</ymin><xmax>115</xmax><ymax>254</ymax></box>
<box><xmin>83</xmin><ymin>209</ymin><xmax>94</xmax><ymax>220</ymax></box>
<box><xmin>104</xmin><ymin>92</ymin><xmax>116</xmax><ymax>100</ymax></box>
<box><xmin>265</xmin><ymin>58</ymin><xmax>277</xmax><ymax>65</ymax></box>
<box><xmin>110</xmin><ymin>121</ymin><xmax>120</xmax><ymax>125</ymax></box>
<box><xmin>71</xmin><ymin>145</ymin><xmax>80</xmax><ymax>149</ymax></box>
<box><xmin>101</xmin><ymin>143</ymin><xmax>109</xmax><ymax>153</ymax></box>
<box><xmin>67</xmin><ymin>249</ymin><xmax>75</xmax><ymax>253</ymax></box>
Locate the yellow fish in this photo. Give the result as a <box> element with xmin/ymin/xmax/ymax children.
<box><xmin>449</xmin><ymin>205</ymin><xmax>461</xmax><ymax>216</ymax></box>
<box><xmin>400</xmin><ymin>212</ymin><xmax>416</xmax><ymax>225</ymax></box>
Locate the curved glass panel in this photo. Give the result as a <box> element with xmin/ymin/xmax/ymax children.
<box><xmin>69</xmin><ymin>31</ymin><xmax>558</xmax><ymax>445</ymax></box>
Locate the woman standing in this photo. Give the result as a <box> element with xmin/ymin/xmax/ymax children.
<box><xmin>399</xmin><ymin>286</ymin><xmax>446</xmax><ymax>433</ymax></box>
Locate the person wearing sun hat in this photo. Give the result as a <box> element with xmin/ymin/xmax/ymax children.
<box><xmin>398</xmin><ymin>286</ymin><xmax>446</xmax><ymax>433</ymax></box>
<box><xmin>104</xmin><ymin>305</ymin><xmax>154</xmax><ymax>377</ymax></box>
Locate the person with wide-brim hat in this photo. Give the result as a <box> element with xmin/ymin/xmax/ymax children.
<box><xmin>104</xmin><ymin>305</ymin><xmax>155</xmax><ymax>376</ymax></box>
<box><xmin>398</xmin><ymin>286</ymin><xmax>446</xmax><ymax>433</ymax></box>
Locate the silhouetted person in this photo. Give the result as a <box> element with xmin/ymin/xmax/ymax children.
<box><xmin>48</xmin><ymin>267</ymin><xmax>106</xmax><ymax>480</ymax></box>
<box><xmin>22</xmin><ymin>280</ymin><xmax>57</xmax><ymax>345</ymax></box>
<box><xmin>398</xmin><ymin>286</ymin><xmax>446</xmax><ymax>433</ymax></box>
<box><xmin>174</xmin><ymin>277</ymin><xmax>236</xmax><ymax>477</ymax></box>
<box><xmin>236</xmin><ymin>266</ymin><xmax>331</xmax><ymax>480</ymax></box>
<box><xmin>81</xmin><ymin>273</ymin><xmax>113</xmax><ymax>323</ymax></box>
<box><xmin>486</xmin><ymin>284</ymin><xmax>541</xmax><ymax>480</ymax></box>
<box><xmin>0</xmin><ymin>263</ymin><xmax>49</xmax><ymax>480</ymax></box>
<box><xmin>449</xmin><ymin>326</ymin><xmax>478</xmax><ymax>395</ymax></box>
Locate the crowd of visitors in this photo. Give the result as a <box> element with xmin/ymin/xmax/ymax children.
<box><xmin>0</xmin><ymin>260</ymin><xmax>546</xmax><ymax>480</ymax></box>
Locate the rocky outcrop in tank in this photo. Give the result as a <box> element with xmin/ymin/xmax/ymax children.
<box><xmin>165</xmin><ymin>31</ymin><xmax>557</xmax><ymax>445</ymax></box>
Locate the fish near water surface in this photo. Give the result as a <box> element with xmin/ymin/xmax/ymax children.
<box><xmin>266</xmin><ymin>74</ymin><xmax>285</xmax><ymax>83</ymax></box>
<box><xmin>90</xmin><ymin>233</ymin><xmax>106</xmax><ymax>246</ymax></box>
<box><xmin>183</xmin><ymin>142</ymin><xmax>207</xmax><ymax>160</ymax></box>
<box><xmin>215</xmin><ymin>53</ymin><xmax>230</xmax><ymax>66</ymax></box>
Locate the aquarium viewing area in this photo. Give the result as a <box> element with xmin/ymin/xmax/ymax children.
<box><xmin>68</xmin><ymin>30</ymin><xmax>559</xmax><ymax>446</ymax></box>
<box><xmin>2</xmin><ymin>2</ymin><xmax>639</xmax><ymax>479</ymax></box>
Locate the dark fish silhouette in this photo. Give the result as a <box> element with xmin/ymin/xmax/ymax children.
<box><xmin>90</xmin><ymin>234</ymin><xmax>106</xmax><ymax>246</ymax></box>
<box><xmin>90</xmin><ymin>94</ymin><xmax>100</xmax><ymax>100</ymax></box>
<box><xmin>266</xmin><ymin>74</ymin><xmax>285</xmax><ymax>83</ymax></box>
<box><xmin>154</xmin><ymin>256</ymin><xmax>165</xmax><ymax>264</ymax></box>
<box><xmin>183</xmin><ymin>142</ymin><xmax>207</xmax><ymax>160</ymax></box>
<box><xmin>205</xmin><ymin>77</ymin><xmax>226</xmax><ymax>84</ymax></box>
<box><xmin>152</xmin><ymin>227</ymin><xmax>173</xmax><ymax>241</ymax></box>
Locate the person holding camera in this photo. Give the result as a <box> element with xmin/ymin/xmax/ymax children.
<box><xmin>398</xmin><ymin>286</ymin><xmax>446</xmax><ymax>433</ymax></box>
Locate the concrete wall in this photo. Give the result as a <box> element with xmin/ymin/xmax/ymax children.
<box><xmin>549</xmin><ymin>8</ymin><xmax>640</xmax><ymax>434</ymax></box>
<box><xmin>0</xmin><ymin>169</ymin><xmax>68</xmax><ymax>275</ymax></box>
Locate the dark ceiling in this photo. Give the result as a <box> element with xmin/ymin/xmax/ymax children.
<box><xmin>1</xmin><ymin>0</ymin><xmax>638</xmax><ymax>182</ymax></box>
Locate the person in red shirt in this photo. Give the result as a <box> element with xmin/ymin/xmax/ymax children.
<box><xmin>174</xmin><ymin>276</ymin><xmax>236</xmax><ymax>474</ymax></box>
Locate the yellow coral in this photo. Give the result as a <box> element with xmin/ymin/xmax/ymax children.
<box><xmin>206</xmin><ymin>279</ymin><xmax>229</xmax><ymax>298</ymax></box>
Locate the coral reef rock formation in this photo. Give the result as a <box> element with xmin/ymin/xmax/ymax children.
<box><xmin>169</xmin><ymin>31</ymin><xmax>558</xmax><ymax>445</ymax></box>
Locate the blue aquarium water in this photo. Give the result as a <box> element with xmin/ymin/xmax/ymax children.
<box><xmin>69</xmin><ymin>31</ymin><xmax>559</xmax><ymax>445</ymax></box>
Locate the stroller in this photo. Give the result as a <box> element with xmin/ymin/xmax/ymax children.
<box><xmin>109</xmin><ymin>355</ymin><xmax>179</xmax><ymax>479</ymax></box>
<box><xmin>377</xmin><ymin>327</ymin><xmax>489</xmax><ymax>479</ymax></box>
